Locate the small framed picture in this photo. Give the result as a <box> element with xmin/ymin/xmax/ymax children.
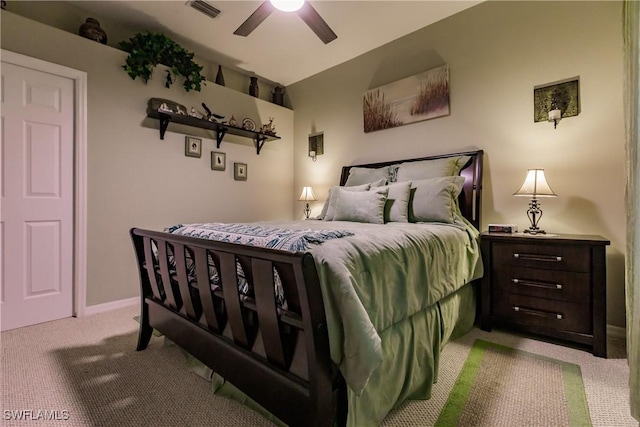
<box><xmin>211</xmin><ymin>151</ymin><xmax>226</xmax><ymax>171</ymax></box>
<box><xmin>185</xmin><ymin>136</ymin><xmax>202</xmax><ymax>158</ymax></box>
<box><xmin>234</xmin><ymin>162</ymin><xmax>248</xmax><ymax>181</ymax></box>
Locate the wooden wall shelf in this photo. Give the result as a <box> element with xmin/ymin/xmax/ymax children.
<box><xmin>147</xmin><ymin>109</ymin><xmax>281</xmax><ymax>155</ymax></box>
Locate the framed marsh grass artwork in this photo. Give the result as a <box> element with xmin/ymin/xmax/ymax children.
<box><xmin>363</xmin><ymin>65</ymin><xmax>450</xmax><ymax>133</ymax></box>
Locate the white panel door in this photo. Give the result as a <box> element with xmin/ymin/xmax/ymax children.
<box><xmin>1</xmin><ymin>62</ymin><xmax>74</xmax><ymax>331</ymax></box>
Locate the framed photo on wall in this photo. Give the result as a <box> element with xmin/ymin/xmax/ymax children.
<box><xmin>234</xmin><ymin>162</ymin><xmax>247</xmax><ymax>181</ymax></box>
<box><xmin>211</xmin><ymin>151</ymin><xmax>226</xmax><ymax>171</ymax></box>
<box><xmin>185</xmin><ymin>136</ymin><xmax>202</xmax><ymax>158</ymax></box>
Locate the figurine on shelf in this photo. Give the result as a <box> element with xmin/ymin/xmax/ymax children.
<box><xmin>201</xmin><ymin>102</ymin><xmax>225</xmax><ymax>122</ymax></box>
<box><xmin>260</xmin><ymin>117</ymin><xmax>276</xmax><ymax>136</ymax></box>
<box><xmin>158</xmin><ymin>102</ymin><xmax>171</xmax><ymax>112</ymax></box>
<box><xmin>189</xmin><ymin>107</ymin><xmax>204</xmax><ymax>119</ymax></box>
<box><xmin>229</xmin><ymin>116</ymin><xmax>239</xmax><ymax>127</ymax></box>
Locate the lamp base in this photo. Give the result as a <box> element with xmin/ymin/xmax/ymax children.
<box><xmin>523</xmin><ymin>228</ymin><xmax>546</xmax><ymax>235</ymax></box>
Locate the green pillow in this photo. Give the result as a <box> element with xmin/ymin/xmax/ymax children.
<box><xmin>379</xmin><ymin>181</ymin><xmax>412</xmax><ymax>223</ymax></box>
<box><xmin>395</xmin><ymin>156</ymin><xmax>470</xmax><ymax>182</ymax></box>
<box><xmin>409</xmin><ymin>176</ymin><xmax>465</xmax><ymax>223</ymax></box>
<box><xmin>344</xmin><ymin>166</ymin><xmax>391</xmax><ymax>186</ymax></box>
<box><xmin>333</xmin><ymin>187</ymin><xmax>389</xmax><ymax>224</ymax></box>
<box><xmin>322</xmin><ymin>183</ymin><xmax>370</xmax><ymax>221</ymax></box>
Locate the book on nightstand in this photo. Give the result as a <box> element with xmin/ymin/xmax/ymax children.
<box><xmin>487</xmin><ymin>224</ymin><xmax>518</xmax><ymax>233</ymax></box>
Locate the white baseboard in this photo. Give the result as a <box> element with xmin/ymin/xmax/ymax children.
<box><xmin>607</xmin><ymin>324</ymin><xmax>626</xmax><ymax>340</ymax></box>
<box><xmin>83</xmin><ymin>296</ymin><xmax>138</xmax><ymax>316</ymax></box>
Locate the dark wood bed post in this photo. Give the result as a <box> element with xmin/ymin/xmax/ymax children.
<box><xmin>130</xmin><ymin>229</ymin><xmax>154</xmax><ymax>351</ymax></box>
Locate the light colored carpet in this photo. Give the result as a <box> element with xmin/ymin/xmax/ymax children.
<box><xmin>434</xmin><ymin>340</ymin><xmax>590</xmax><ymax>427</ymax></box>
<box><xmin>0</xmin><ymin>305</ymin><xmax>636</xmax><ymax>426</ymax></box>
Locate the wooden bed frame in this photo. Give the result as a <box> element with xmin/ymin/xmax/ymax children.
<box><xmin>130</xmin><ymin>150</ymin><xmax>483</xmax><ymax>426</ymax></box>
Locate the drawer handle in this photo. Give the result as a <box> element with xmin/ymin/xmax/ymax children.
<box><xmin>513</xmin><ymin>306</ymin><xmax>563</xmax><ymax>320</ymax></box>
<box><xmin>511</xmin><ymin>278</ymin><xmax>562</xmax><ymax>290</ymax></box>
<box><xmin>513</xmin><ymin>253</ymin><xmax>563</xmax><ymax>262</ymax></box>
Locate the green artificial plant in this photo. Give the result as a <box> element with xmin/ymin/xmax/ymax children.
<box><xmin>119</xmin><ymin>32</ymin><xmax>206</xmax><ymax>92</ymax></box>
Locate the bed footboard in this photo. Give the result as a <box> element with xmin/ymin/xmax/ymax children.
<box><xmin>130</xmin><ymin>228</ymin><xmax>346</xmax><ymax>426</ymax></box>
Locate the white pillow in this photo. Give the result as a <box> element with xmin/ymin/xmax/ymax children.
<box><xmin>378</xmin><ymin>181</ymin><xmax>412</xmax><ymax>223</ymax></box>
<box><xmin>333</xmin><ymin>187</ymin><xmax>389</xmax><ymax>224</ymax></box>
<box><xmin>322</xmin><ymin>183</ymin><xmax>371</xmax><ymax>221</ymax></box>
<box><xmin>409</xmin><ymin>176</ymin><xmax>465</xmax><ymax>223</ymax></box>
<box><xmin>344</xmin><ymin>166</ymin><xmax>391</xmax><ymax>186</ymax></box>
<box><xmin>395</xmin><ymin>156</ymin><xmax>470</xmax><ymax>182</ymax></box>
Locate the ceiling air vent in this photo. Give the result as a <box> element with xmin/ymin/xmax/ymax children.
<box><xmin>187</xmin><ymin>0</ymin><xmax>221</xmax><ymax>19</ymax></box>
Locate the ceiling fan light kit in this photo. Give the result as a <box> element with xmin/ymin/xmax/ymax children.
<box><xmin>234</xmin><ymin>0</ymin><xmax>337</xmax><ymax>44</ymax></box>
<box><xmin>269</xmin><ymin>0</ymin><xmax>304</xmax><ymax>12</ymax></box>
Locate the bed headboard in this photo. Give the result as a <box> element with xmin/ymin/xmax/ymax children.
<box><xmin>339</xmin><ymin>150</ymin><xmax>484</xmax><ymax>230</ymax></box>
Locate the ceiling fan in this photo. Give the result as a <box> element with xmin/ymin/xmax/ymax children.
<box><xmin>234</xmin><ymin>0</ymin><xmax>337</xmax><ymax>44</ymax></box>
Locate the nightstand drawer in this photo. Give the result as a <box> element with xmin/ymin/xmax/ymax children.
<box><xmin>493</xmin><ymin>242</ymin><xmax>591</xmax><ymax>272</ymax></box>
<box><xmin>492</xmin><ymin>293</ymin><xmax>591</xmax><ymax>334</ymax></box>
<box><xmin>494</xmin><ymin>266</ymin><xmax>591</xmax><ymax>304</ymax></box>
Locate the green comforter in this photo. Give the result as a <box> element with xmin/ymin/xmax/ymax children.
<box><xmin>179</xmin><ymin>218</ymin><xmax>482</xmax><ymax>425</ymax></box>
<box><xmin>255</xmin><ymin>219</ymin><xmax>482</xmax><ymax>395</ymax></box>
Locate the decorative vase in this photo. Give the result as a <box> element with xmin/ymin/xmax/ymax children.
<box><xmin>215</xmin><ymin>65</ymin><xmax>225</xmax><ymax>86</ymax></box>
<box><xmin>272</xmin><ymin>85</ymin><xmax>285</xmax><ymax>106</ymax></box>
<box><xmin>249</xmin><ymin>77</ymin><xmax>259</xmax><ymax>98</ymax></box>
<box><xmin>79</xmin><ymin>18</ymin><xmax>107</xmax><ymax>44</ymax></box>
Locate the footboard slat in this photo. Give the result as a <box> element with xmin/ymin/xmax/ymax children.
<box><xmin>253</xmin><ymin>258</ymin><xmax>290</xmax><ymax>369</ymax></box>
<box><xmin>143</xmin><ymin>237</ymin><xmax>163</xmax><ymax>301</ymax></box>
<box><xmin>193</xmin><ymin>247</ymin><xmax>222</xmax><ymax>332</ymax></box>
<box><xmin>173</xmin><ymin>243</ymin><xmax>197</xmax><ymax>320</ymax></box>
<box><xmin>219</xmin><ymin>252</ymin><xmax>254</xmax><ymax>348</ymax></box>
<box><xmin>157</xmin><ymin>240</ymin><xmax>178</xmax><ymax>310</ymax></box>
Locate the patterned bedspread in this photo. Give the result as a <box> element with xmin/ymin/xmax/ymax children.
<box><xmin>166</xmin><ymin>222</ymin><xmax>354</xmax><ymax>252</ymax></box>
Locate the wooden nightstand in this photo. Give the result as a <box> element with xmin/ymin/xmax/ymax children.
<box><xmin>480</xmin><ymin>232</ymin><xmax>610</xmax><ymax>357</ymax></box>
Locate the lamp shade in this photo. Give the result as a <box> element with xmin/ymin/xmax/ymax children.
<box><xmin>270</xmin><ymin>0</ymin><xmax>304</xmax><ymax>12</ymax></box>
<box><xmin>298</xmin><ymin>186</ymin><xmax>317</xmax><ymax>201</ymax></box>
<box><xmin>513</xmin><ymin>169</ymin><xmax>557</xmax><ymax>198</ymax></box>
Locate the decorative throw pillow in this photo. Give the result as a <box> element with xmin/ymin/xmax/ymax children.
<box><xmin>333</xmin><ymin>187</ymin><xmax>389</xmax><ymax>224</ymax></box>
<box><xmin>395</xmin><ymin>156</ymin><xmax>470</xmax><ymax>182</ymax></box>
<box><xmin>378</xmin><ymin>181</ymin><xmax>412</xmax><ymax>223</ymax></box>
<box><xmin>322</xmin><ymin>183</ymin><xmax>371</xmax><ymax>221</ymax></box>
<box><xmin>344</xmin><ymin>166</ymin><xmax>391</xmax><ymax>186</ymax></box>
<box><xmin>409</xmin><ymin>176</ymin><xmax>465</xmax><ymax>223</ymax></box>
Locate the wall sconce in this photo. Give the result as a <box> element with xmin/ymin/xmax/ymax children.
<box><xmin>533</xmin><ymin>78</ymin><xmax>580</xmax><ymax>129</ymax></box>
<box><xmin>548</xmin><ymin>101</ymin><xmax>562</xmax><ymax>129</ymax></box>
<box><xmin>513</xmin><ymin>169</ymin><xmax>557</xmax><ymax>234</ymax></box>
<box><xmin>298</xmin><ymin>187</ymin><xmax>317</xmax><ymax>219</ymax></box>
<box><xmin>308</xmin><ymin>132</ymin><xmax>324</xmax><ymax>162</ymax></box>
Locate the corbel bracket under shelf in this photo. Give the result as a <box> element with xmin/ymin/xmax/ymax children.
<box><xmin>147</xmin><ymin>109</ymin><xmax>281</xmax><ymax>155</ymax></box>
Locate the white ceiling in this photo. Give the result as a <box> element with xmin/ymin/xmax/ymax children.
<box><xmin>70</xmin><ymin>1</ymin><xmax>481</xmax><ymax>86</ymax></box>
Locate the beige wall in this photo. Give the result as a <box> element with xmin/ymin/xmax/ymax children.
<box><xmin>1</xmin><ymin>11</ymin><xmax>295</xmax><ymax>307</ymax></box>
<box><xmin>288</xmin><ymin>1</ymin><xmax>626</xmax><ymax>327</ymax></box>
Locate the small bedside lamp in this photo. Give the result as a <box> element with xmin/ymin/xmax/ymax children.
<box><xmin>513</xmin><ymin>169</ymin><xmax>557</xmax><ymax>234</ymax></box>
<box><xmin>298</xmin><ymin>186</ymin><xmax>317</xmax><ymax>219</ymax></box>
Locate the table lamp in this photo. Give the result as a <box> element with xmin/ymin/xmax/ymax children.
<box><xmin>513</xmin><ymin>169</ymin><xmax>557</xmax><ymax>234</ymax></box>
<box><xmin>298</xmin><ymin>186</ymin><xmax>317</xmax><ymax>219</ymax></box>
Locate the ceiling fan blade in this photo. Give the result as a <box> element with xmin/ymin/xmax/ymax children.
<box><xmin>234</xmin><ymin>1</ymin><xmax>274</xmax><ymax>37</ymax></box>
<box><xmin>297</xmin><ymin>2</ymin><xmax>337</xmax><ymax>44</ymax></box>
